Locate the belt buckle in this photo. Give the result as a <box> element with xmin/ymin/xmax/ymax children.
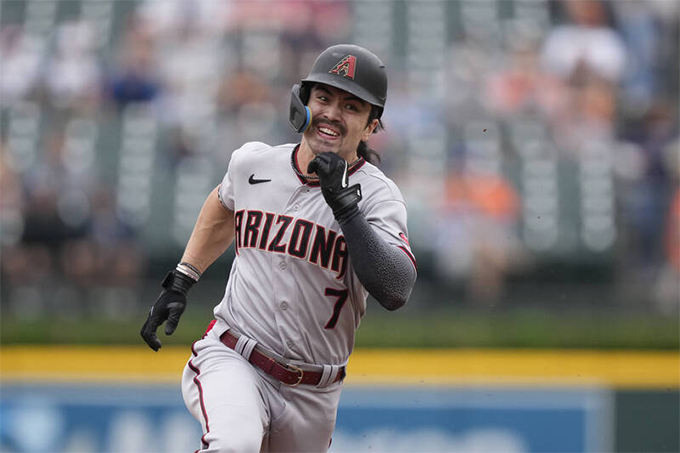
<box><xmin>283</xmin><ymin>364</ymin><xmax>304</xmax><ymax>387</ymax></box>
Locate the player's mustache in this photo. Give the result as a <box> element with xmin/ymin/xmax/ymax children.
<box><xmin>314</xmin><ymin>119</ymin><xmax>345</xmax><ymax>136</ymax></box>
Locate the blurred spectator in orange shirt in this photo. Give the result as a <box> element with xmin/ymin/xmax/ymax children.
<box><xmin>654</xmin><ymin>184</ymin><xmax>680</xmax><ymax>314</ymax></box>
<box><xmin>436</xmin><ymin>160</ymin><xmax>525</xmax><ymax>306</ymax></box>
<box><xmin>485</xmin><ymin>28</ymin><xmax>568</xmax><ymax>121</ymax></box>
<box><xmin>665</xmin><ymin>188</ymin><xmax>680</xmax><ymax>272</ymax></box>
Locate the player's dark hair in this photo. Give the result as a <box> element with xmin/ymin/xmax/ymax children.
<box><xmin>357</xmin><ymin>106</ymin><xmax>383</xmax><ymax>165</ymax></box>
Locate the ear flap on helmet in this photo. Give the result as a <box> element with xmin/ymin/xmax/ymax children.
<box><xmin>289</xmin><ymin>84</ymin><xmax>312</xmax><ymax>133</ymax></box>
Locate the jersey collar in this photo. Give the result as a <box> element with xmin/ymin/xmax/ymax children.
<box><xmin>290</xmin><ymin>144</ymin><xmax>366</xmax><ymax>187</ymax></box>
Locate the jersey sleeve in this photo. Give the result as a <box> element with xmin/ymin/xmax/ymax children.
<box><xmin>218</xmin><ymin>144</ymin><xmax>249</xmax><ymax>211</ymax></box>
<box><xmin>218</xmin><ymin>160</ymin><xmax>235</xmax><ymax>212</ymax></box>
<box><xmin>218</xmin><ymin>141</ymin><xmax>271</xmax><ymax>211</ymax></box>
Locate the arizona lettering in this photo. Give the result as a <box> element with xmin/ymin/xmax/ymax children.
<box><xmin>234</xmin><ymin>209</ymin><xmax>347</xmax><ymax>278</ymax></box>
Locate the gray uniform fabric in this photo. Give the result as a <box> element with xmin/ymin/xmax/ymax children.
<box><xmin>181</xmin><ymin>141</ymin><xmax>415</xmax><ymax>452</ymax></box>
<box><xmin>215</xmin><ymin>141</ymin><xmax>416</xmax><ymax>365</ymax></box>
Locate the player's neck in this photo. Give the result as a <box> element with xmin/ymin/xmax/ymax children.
<box><xmin>296</xmin><ymin>142</ymin><xmax>314</xmax><ymax>177</ymax></box>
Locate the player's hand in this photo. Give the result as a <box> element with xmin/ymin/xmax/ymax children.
<box><xmin>308</xmin><ymin>152</ymin><xmax>362</xmax><ymax>224</ymax></box>
<box><xmin>140</xmin><ymin>270</ymin><xmax>195</xmax><ymax>351</ymax></box>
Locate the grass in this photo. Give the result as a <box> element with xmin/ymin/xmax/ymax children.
<box><xmin>1</xmin><ymin>307</ymin><xmax>678</xmax><ymax>349</ymax></box>
<box><xmin>354</xmin><ymin>309</ymin><xmax>680</xmax><ymax>349</ymax></box>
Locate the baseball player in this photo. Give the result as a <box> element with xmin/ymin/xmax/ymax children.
<box><xmin>141</xmin><ymin>44</ymin><xmax>417</xmax><ymax>452</ymax></box>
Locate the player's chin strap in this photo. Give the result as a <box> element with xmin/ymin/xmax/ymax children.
<box><xmin>289</xmin><ymin>84</ymin><xmax>312</xmax><ymax>133</ymax></box>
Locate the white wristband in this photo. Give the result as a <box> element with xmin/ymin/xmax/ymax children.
<box><xmin>176</xmin><ymin>262</ymin><xmax>201</xmax><ymax>282</ymax></box>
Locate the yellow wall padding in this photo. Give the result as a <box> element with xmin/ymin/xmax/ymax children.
<box><xmin>1</xmin><ymin>347</ymin><xmax>678</xmax><ymax>389</ymax></box>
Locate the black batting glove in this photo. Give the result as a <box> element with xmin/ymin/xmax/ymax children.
<box><xmin>140</xmin><ymin>270</ymin><xmax>195</xmax><ymax>351</ymax></box>
<box><xmin>308</xmin><ymin>152</ymin><xmax>362</xmax><ymax>224</ymax></box>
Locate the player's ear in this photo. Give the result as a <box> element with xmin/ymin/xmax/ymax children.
<box><xmin>362</xmin><ymin>118</ymin><xmax>379</xmax><ymax>141</ymax></box>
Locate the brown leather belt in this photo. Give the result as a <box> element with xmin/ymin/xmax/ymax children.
<box><xmin>220</xmin><ymin>331</ymin><xmax>345</xmax><ymax>387</ymax></box>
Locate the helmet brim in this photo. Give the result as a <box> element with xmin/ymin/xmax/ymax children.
<box><xmin>301</xmin><ymin>73</ymin><xmax>386</xmax><ymax>109</ymax></box>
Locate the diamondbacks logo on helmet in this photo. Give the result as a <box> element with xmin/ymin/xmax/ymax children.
<box><xmin>329</xmin><ymin>55</ymin><xmax>356</xmax><ymax>79</ymax></box>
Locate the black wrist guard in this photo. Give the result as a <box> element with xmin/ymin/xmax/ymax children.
<box><xmin>327</xmin><ymin>184</ymin><xmax>362</xmax><ymax>224</ymax></box>
<box><xmin>162</xmin><ymin>270</ymin><xmax>196</xmax><ymax>296</ymax></box>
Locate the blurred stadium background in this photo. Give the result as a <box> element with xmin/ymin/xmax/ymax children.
<box><xmin>0</xmin><ymin>0</ymin><xmax>678</xmax><ymax>452</ymax></box>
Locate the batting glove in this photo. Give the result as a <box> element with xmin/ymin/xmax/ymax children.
<box><xmin>308</xmin><ymin>152</ymin><xmax>362</xmax><ymax>224</ymax></box>
<box><xmin>140</xmin><ymin>270</ymin><xmax>195</xmax><ymax>351</ymax></box>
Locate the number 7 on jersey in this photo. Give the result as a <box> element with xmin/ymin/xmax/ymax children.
<box><xmin>324</xmin><ymin>288</ymin><xmax>348</xmax><ymax>329</ymax></box>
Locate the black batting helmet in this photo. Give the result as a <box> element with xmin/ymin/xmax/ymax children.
<box><xmin>289</xmin><ymin>44</ymin><xmax>387</xmax><ymax>133</ymax></box>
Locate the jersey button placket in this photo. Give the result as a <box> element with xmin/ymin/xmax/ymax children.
<box><xmin>278</xmin><ymin>261</ymin><xmax>287</xmax><ymax>270</ymax></box>
<box><xmin>280</xmin><ymin>301</ymin><xmax>288</xmax><ymax>311</ymax></box>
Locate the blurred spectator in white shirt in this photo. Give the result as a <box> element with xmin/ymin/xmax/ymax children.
<box><xmin>538</xmin><ymin>1</ymin><xmax>628</xmax><ymax>158</ymax></box>
<box><xmin>43</xmin><ymin>21</ymin><xmax>102</xmax><ymax>112</ymax></box>
<box><xmin>0</xmin><ymin>25</ymin><xmax>42</xmax><ymax>106</ymax></box>
<box><xmin>541</xmin><ymin>0</ymin><xmax>627</xmax><ymax>84</ymax></box>
<box><xmin>153</xmin><ymin>10</ymin><xmax>228</xmax><ymax>130</ymax></box>
<box><xmin>137</xmin><ymin>0</ymin><xmax>232</xmax><ymax>38</ymax></box>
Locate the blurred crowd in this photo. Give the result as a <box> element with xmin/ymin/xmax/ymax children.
<box><xmin>0</xmin><ymin>0</ymin><xmax>678</xmax><ymax>320</ymax></box>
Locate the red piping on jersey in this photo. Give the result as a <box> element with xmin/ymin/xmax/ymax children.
<box><xmin>203</xmin><ymin>319</ymin><xmax>216</xmax><ymax>337</ymax></box>
<box><xmin>397</xmin><ymin>245</ymin><xmax>417</xmax><ymax>271</ymax></box>
<box><xmin>189</xmin><ymin>342</ymin><xmax>210</xmax><ymax>451</ymax></box>
<box><xmin>291</xmin><ymin>145</ymin><xmax>365</xmax><ymax>187</ymax></box>
<box><xmin>350</xmin><ymin>157</ymin><xmax>366</xmax><ymax>174</ymax></box>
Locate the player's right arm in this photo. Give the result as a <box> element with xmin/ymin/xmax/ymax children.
<box><xmin>181</xmin><ymin>185</ymin><xmax>235</xmax><ymax>273</ymax></box>
<box><xmin>141</xmin><ymin>186</ymin><xmax>235</xmax><ymax>351</ymax></box>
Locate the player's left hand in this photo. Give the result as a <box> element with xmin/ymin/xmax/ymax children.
<box><xmin>308</xmin><ymin>152</ymin><xmax>362</xmax><ymax>223</ymax></box>
<box><xmin>140</xmin><ymin>270</ymin><xmax>194</xmax><ymax>351</ymax></box>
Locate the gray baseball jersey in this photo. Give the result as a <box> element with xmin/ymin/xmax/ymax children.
<box><xmin>214</xmin><ymin>141</ymin><xmax>416</xmax><ymax>366</ymax></box>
